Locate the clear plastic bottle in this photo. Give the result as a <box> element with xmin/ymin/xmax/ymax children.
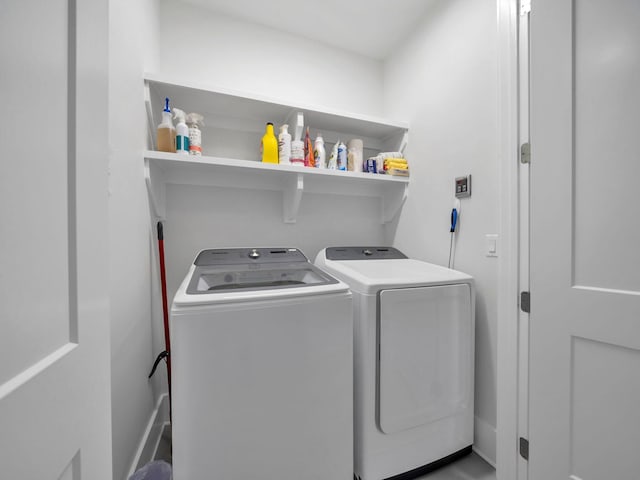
<box><xmin>327</xmin><ymin>142</ymin><xmax>338</xmax><ymax>170</ymax></box>
<box><xmin>291</xmin><ymin>140</ymin><xmax>305</xmax><ymax>165</ymax></box>
<box><xmin>157</xmin><ymin>98</ymin><xmax>176</xmax><ymax>153</ymax></box>
<box><xmin>347</xmin><ymin>138</ymin><xmax>364</xmax><ymax>172</ymax></box>
<box><xmin>261</xmin><ymin>123</ymin><xmax>279</xmax><ymax>163</ymax></box>
<box><xmin>186</xmin><ymin>113</ymin><xmax>204</xmax><ymax>156</ymax></box>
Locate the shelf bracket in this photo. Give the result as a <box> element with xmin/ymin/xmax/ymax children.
<box><xmin>398</xmin><ymin>130</ymin><xmax>409</xmax><ymax>155</ymax></box>
<box><xmin>144</xmin><ymin>158</ymin><xmax>166</xmax><ymax>220</ymax></box>
<box><xmin>283</xmin><ymin>173</ymin><xmax>304</xmax><ymax>223</ymax></box>
<box><xmin>144</xmin><ymin>80</ymin><xmax>156</xmax><ymax>151</ymax></box>
<box><xmin>381</xmin><ymin>182</ymin><xmax>408</xmax><ymax>224</ymax></box>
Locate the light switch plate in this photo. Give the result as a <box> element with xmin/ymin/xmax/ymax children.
<box><xmin>485</xmin><ymin>234</ymin><xmax>498</xmax><ymax>257</ymax></box>
<box><xmin>455</xmin><ymin>175</ymin><xmax>471</xmax><ymax>198</ymax></box>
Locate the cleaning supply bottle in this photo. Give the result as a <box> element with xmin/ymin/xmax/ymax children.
<box><xmin>314</xmin><ymin>134</ymin><xmax>326</xmax><ymax>169</ymax></box>
<box><xmin>278</xmin><ymin>124</ymin><xmax>291</xmax><ymax>165</ymax></box>
<box><xmin>337</xmin><ymin>140</ymin><xmax>347</xmax><ymax>170</ymax></box>
<box><xmin>157</xmin><ymin>98</ymin><xmax>176</xmax><ymax>153</ymax></box>
<box><xmin>290</xmin><ymin>140</ymin><xmax>304</xmax><ymax>165</ymax></box>
<box><xmin>261</xmin><ymin>122</ymin><xmax>279</xmax><ymax>163</ymax></box>
<box><xmin>186</xmin><ymin>113</ymin><xmax>204</xmax><ymax>156</ymax></box>
<box><xmin>304</xmin><ymin>127</ymin><xmax>314</xmax><ymax>167</ymax></box>
<box><xmin>327</xmin><ymin>142</ymin><xmax>338</xmax><ymax>170</ymax></box>
<box><xmin>173</xmin><ymin>108</ymin><xmax>189</xmax><ymax>154</ymax></box>
<box><xmin>347</xmin><ymin>138</ymin><xmax>364</xmax><ymax>172</ymax></box>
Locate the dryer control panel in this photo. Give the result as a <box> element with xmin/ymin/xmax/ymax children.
<box><xmin>326</xmin><ymin>246</ymin><xmax>408</xmax><ymax>261</ymax></box>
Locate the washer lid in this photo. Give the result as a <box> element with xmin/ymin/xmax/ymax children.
<box><xmin>173</xmin><ymin>247</ymin><xmax>349</xmax><ymax>307</ymax></box>
<box><xmin>186</xmin><ymin>262</ymin><xmax>337</xmax><ymax>295</ymax></box>
<box><xmin>316</xmin><ymin>248</ymin><xmax>472</xmax><ymax>294</ymax></box>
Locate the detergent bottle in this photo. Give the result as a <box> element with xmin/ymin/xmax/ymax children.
<box><xmin>261</xmin><ymin>123</ymin><xmax>279</xmax><ymax>163</ymax></box>
<box><xmin>157</xmin><ymin>98</ymin><xmax>176</xmax><ymax>153</ymax></box>
<box><xmin>173</xmin><ymin>108</ymin><xmax>189</xmax><ymax>154</ymax></box>
<box><xmin>186</xmin><ymin>113</ymin><xmax>204</xmax><ymax>156</ymax></box>
<box><xmin>304</xmin><ymin>127</ymin><xmax>314</xmax><ymax>167</ymax></box>
<box><xmin>314</xmin><ymin>134</ymin><xmax>326</xmax><ymax>169</ymax></box>
<box><xmin>278</xmin><ymin>124</ymin><xmax>292</xmax><ymax>164</ymax></box>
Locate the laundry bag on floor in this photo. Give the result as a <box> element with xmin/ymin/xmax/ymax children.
<box><xmin>129</xmin><ymin>460</ymin><xmax>172</xmax><ymax>480</ymax></box>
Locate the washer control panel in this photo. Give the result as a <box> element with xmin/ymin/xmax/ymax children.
<box><xmin>325</xmin><ymin>247</ymin><xmax>408</xmax><ymax>261</ymax></box>
<box><xmin>194</xmin><ymin>248</ymin><xmax>307</xmax><ymax>266</ymax></box>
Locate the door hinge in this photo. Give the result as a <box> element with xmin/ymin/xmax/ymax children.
<box><xmin>520</xmin><ymin>0</ymin><xmax>531</xmax><ymax>16</ymax></box>
<box><xmin>520</xmin><ymin>437</ymin><xmax>529</xmax><ymax>460</ymax></box>
<box><xmin>520</xmin><ymin>291</ymin><xmax>530</xmax><ymax>313</ymax></box>
<box><xmin>520</xmin><ymin>142</ymin><xmax>531</xmax><ymax>164</ymax></box>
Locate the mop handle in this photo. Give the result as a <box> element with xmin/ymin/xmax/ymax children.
<box><xmin>157</xmin><ymin>222</ymin><xmax>172</xmax><ymax>406</ymax></box>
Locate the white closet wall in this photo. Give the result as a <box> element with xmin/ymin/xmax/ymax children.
<box><xmin>119</xmin><ymin>0</ymin><xmax>501</xmax><ymax>472</ymax></box>
<box><xmin>109</xmin><ymin>0</ymin><xmax>161</xmax><ymax>478</ymax></box>
<box><xmin>384</xmin><ymin>0</ymin><xmax>499</xmax><ymax>464</ymax></box>
<box><xmin>158</xmin><ymin>0</ymin><xmax>384</xmax><ymax>116</ymax></box>
<box><xmin>155</xmin><ymin>0</ymin><xmax>392</xmax><ymax>302</ymax></box>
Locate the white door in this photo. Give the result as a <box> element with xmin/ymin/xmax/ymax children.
<box><xmin>0</xmin><ymin>1</ymin><xmax>112</xmax><ymax>479</ymax></box>
<box><xmin>528</xmin><ymin>1</ymin><xmax>640</xmax><ymax>479</ymax></box>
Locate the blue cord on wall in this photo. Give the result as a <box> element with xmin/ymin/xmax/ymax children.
<box><xmin>448</xmin><ymin>207</ymin><xmax>458</xmax><ymax>268</ymax></box>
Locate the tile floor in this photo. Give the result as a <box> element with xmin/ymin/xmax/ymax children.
<box><xmin>155</xmin><ymin>425</ymin><xmax>496</xmax><ymax>480</ymax></box>
<box><xmin>415</xmin><ymin>453</ymin><xmax>495</xmax><ymax>480</ymax></box>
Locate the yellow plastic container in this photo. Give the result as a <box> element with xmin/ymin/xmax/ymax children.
<box><xmin>261</xmin><ymin>123</ymin><xmax>279</xmax><ymax>163</ymax></box>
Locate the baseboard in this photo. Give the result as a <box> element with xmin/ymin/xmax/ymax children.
<box><xmin>125</xmin><ymin>393</ymin><xmax>170</xmax><ymax>479</ymax></box>
<box><xmin>473</xmin><ymin>415</ymin><xmax>497</xmax><ymax>468</ymax></box>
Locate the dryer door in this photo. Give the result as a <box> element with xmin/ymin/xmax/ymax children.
<box><xmin>377</xmin><ymin>283</ymin><xmax>472</xmax><ymax>434</ymax></box>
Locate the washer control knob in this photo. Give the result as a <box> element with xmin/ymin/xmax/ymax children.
<box><xmin>248</xmin><ymin>249</ymin><xmax>260</xmax><ymax>259</ymax></box>
<box><xmin>363</xmin><ymin>249</ymin><xmax>373</xmax><ymax>256</ymax></box>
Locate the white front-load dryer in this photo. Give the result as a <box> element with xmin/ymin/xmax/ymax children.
<box><xmin>171</xmin><ymin>247</ymin><xmax>353</xmax><ymax>480</ymax></box>
<box><xmin>315</xmin><ymin>246</ymin><xmax>475</xmax><ymax>480</ymax></box>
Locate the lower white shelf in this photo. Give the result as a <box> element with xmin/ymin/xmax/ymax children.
<box><xmin>144</xmin><ymin>151</ymin><xmax>409</xmax><ymax>224</ymax></box>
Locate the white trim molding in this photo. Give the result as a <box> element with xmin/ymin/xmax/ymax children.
<box><xmin>125</xmin><ymin>394</ymin><xmax>170</xmax><ymax>480</ymax></box>
<box><xmin>474</xmin><ymin>415</ymin><xmax>497</xmax><ymax>468</ymax></box>
<box><xmin>496</xmin><ymin>0</ymin><xmax>522</xmax><ymax>479</ymax></box>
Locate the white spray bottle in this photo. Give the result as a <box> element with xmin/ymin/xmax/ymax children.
<box><xmin>278</xmin><ymin>124</ymin><xmax>292</xmax><ymax>164</ymax></box>
<box><xmin>173</xmin><ymin>108</ymin><xmax>189</xmax><ymax>154</ymax></box>
<box><xmin>186</xmin><ymin>113</ymin><xmax>204</xmax><ymax>156</ymax></box>
<box><xmin>314</xmin><ymin>134</ymin><xmax>326</xmax><ymax>169</ymax></box>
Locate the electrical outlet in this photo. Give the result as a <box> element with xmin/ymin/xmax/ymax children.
<box><xmin>455</xmin><ymin>175</ymin><xmax>471</xmax><ymax>198</ymax></box>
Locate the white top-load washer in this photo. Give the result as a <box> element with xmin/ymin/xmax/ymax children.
<box><xmin>315</xmin><ymin>246</ymin><xmax>475</xmax><ymax>480</ymax></box>
<box><xmin>171</xmin><ymin>247</ymin><xmax>353</xmax><ymax>480</ymax></box>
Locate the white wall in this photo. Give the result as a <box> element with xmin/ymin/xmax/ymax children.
<box><xmin>158</xmin><ymin>0</ymin><xmax>384</xmax><ymax>116</ymax></box>
<box><xmin>155</xmin><ymin>0</ymin><xmax>391</xmax><ymax>299</ymax></box>
<box><xmin>146</xmin><ymin>0</ymin><xmax>499</xmax><ymax>468</ymax></box>
<box><xmin>164</xmin><ymin>186</ymin><xmax>387</xmax><ymax>302</ymax></box>
<box><xmin>383</xmin><ymin>0</ymin><xmax>499</xmax><ymax>464</ymax></box>
<box><xmin>109</xmin><ymin>1</ymin><xmax>161</xmax><ymax>478</ymax></box>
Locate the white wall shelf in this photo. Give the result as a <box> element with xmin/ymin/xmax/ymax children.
<box><xmin>144</xmin><ymin>73</ymin><xmax>409</xmax><ymax>154</ymax></box>
<box><xmin>144</xmin><ymin>151</ymin><xmax>409</xmax><ymax>224</ymax></box>
<box><xmin>143</xmin><ymin>74</ymin><xmax>410</xmax><ymax>224</ymax></box>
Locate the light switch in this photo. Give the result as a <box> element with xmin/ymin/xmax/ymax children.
<box><xmin>486</xmin><ymin>234</ymin><xmax>498</xmax><ymax>257</ymax></box>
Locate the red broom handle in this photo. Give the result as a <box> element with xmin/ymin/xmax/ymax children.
<box><xmin>157</xmin><ymin>222</ymin><xmax>172</xmax><ymax>406</ymax></box>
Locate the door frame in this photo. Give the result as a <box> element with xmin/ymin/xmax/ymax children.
<box><xmin>496</xmin><ymin>0</ymin><xmax>527</xmax><ymax>479</ymax></box>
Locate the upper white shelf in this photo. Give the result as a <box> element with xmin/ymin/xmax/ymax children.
<box><xmin>143</xmin><ymin>74</ymin><xmax>410</xmax><ymax>224</ymax></box>
<box><xmin>144</xmin><ymin>151</ymin><xmax>409</xmax><ymax>224</ymax></box>
<box><xmin>144</xmin><ymin>73</ymin><xmax>409</xmax><ymax>153</ymax></box>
